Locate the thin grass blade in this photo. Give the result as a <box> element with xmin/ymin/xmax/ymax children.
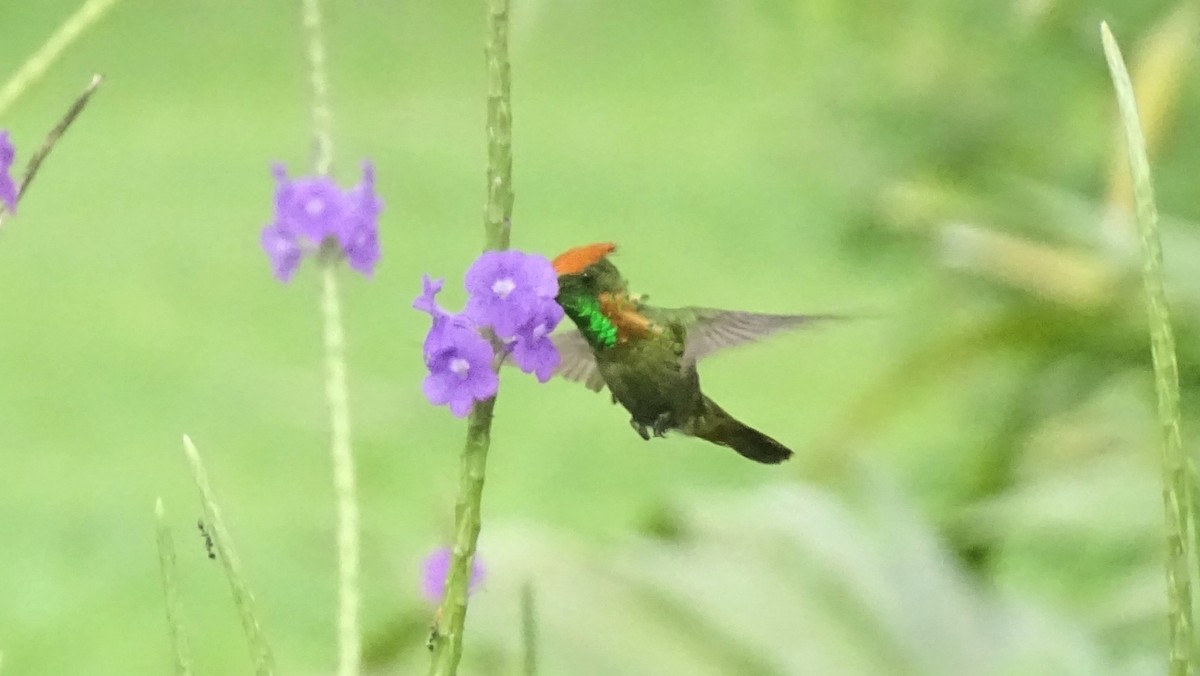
<box><xmin>181</xmin><ymin>435</ymin><xmax>276</xmax><ymax>675</ymax></box>
<box><xmin>1101</xmin><ymin>21</ymin><xmax>1193</xmax><ymax>676</ymax></box>
<box><xmin>154</xmin><ymin>498</ymin><xmax>192</xmax><ymax>676</ymax></box>
<box><xmin>0</xmin><ymin>0</ymin><xmax>123</xmax><ymax>117</ymax></box>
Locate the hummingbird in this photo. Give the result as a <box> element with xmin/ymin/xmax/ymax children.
<box><xmin>549</xmin><ymin>242</ymin><xmax>834</xmax><ymax>464</ymax></box>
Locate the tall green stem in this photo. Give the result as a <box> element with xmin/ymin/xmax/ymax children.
<box><xmin>429</xmin><ymin>402</ymin><xmax>498</xmax><ymax>675</ymax></box>
<box><xmin>428</xmin><ymin>0</ymin><xmax>513</xmax><ymax>673</ymax></box>
<box><xmin>301</xmin><ymin>1</ymin><xmax>359</xmax><ymax>673</ymax></box>
<box><xmin>321</xmin><ymin>264</ymin><xmax>361</xmax><ymax>676</ymax></box>
<box><xmin>483</xmin><ymin>0</ymin><xmax>514</xmax><ymax>252</ymax></box>
<box><xmin>1101</xmin><ymin>23</ymin><xmax>1192</xmax><ymax>676</ymax></box>
<box><xmin>0</xmin><ymin>0</ymin><xmax>122</xmax><ymax>118</ymax></box>
<box><xmin>302</xmin><ymin>0</ymin><xmax>334</xmax><ymax>177</ymax></box>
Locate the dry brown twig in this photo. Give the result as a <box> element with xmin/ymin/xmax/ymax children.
<box><xmin>0</xmin><ymin>73</ymin><xmax>103</xmax><ymax>230</ymax></box>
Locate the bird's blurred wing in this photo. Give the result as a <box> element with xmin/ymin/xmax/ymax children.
<box><xmin>681</xmin><ymin>309</ymin><xmax>837</xmax><ymax>364</ymax></box>
<box><xmin>552</xmin><ymin>331</ymin><xmax>606</xmax><ymax>392</ymax></box>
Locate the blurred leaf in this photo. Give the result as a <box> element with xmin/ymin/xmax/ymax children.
<box><xmin>377</xmin><ymin>485</ymin><xmax>1156</xmax><ymax>675</ymax></box>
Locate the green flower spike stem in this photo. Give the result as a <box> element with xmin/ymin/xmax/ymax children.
<box><xmin>154</xmin><ymin>498</ymin><xmax>192</xmax><ymax>676</ymax></box>
<box><xmin>1101</xmin><ymin>22</ymin><xmax>1192</xmax><ymax>676</ymax></box>
<box><xmin>182</xmin><ymin>435</ymin><xmax>276</xmax><ymax>675</ymax></box>
<box><xmin>299</xmin><ymin>0</ymin><xmax>361</xmax><ymax>673</ymax></box>
<box><xmin>319</xmin><ymin>259</ymin><xmax>361</xmax><ymax>676</ymax></box>
<box><xmin>428</xmin><ymin>0</ymin><xmax>514</xmax><ymax>674</ymax></box>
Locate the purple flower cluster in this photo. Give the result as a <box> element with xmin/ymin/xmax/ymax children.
<box><xmin>421</xmin><ymin>546</ymin><xmax>485</xmax><ymax>603</ymax></box>
<box><xmin>260</xmin><ymin>162</ymin><xmax>381</xmax><ymax>281</ymax></box>
<box><xmin>415</xmin><ymin>250</ymin><xmax>563</xmax><ymax>417</ymax></box>
<box><xmin>0</xmin><ymin>131</ymin><xmax>17</xmax><ymax>213</ymax></box>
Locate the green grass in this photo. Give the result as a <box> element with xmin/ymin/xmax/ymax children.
<box><xmin>181</xmin><ymin>435</ymin><xmax>275</xmax><ymax>674</ymax></box>
<box><xmin>154</xmin><ymin>497</ymin><xmax>192</xmax><ymax>676</ymax></box>
<box><xmin>1102</xmin><ymin>21</ymin><xmax>1192</xmax><ymax>675</ymax></box>
<box><xmin>1</xmin><ymin>1</ymin><xmax>1197</xmax><ymax>673</ymax></box>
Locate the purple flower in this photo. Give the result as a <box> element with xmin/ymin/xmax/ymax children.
<box><xmin>342</xmin><ymin>163</ymin><xmax>382</xmax><ymax>276</ymax></box>
<box><xmin>414</xmin><ymin>275</ymin><xmax>468</xmax><ymax>356</ymax></box>
<box><xmin>415</xmin><ymin>279</ymin><xmax>497</xmax><ymax>416</ymax></box>
<box><xmin>271</xmin><ymin>165</ymin><xmax>347</xmax><ymax>242</ymax></box>
<box><xmin>509</xmin><ymin>301</ymin><xmax>564</xmax><ymax>382</ymax></box>
<box><xmin>413</xmin><ymin>274</ymin><xmax>447</xmax><ymax>317</ymax></box>
<box><xmin>464</xmin><ymin>251</ymin><xmax>558</xmax><ymax>338</ymax></box>
<box><xmin>416</xmin><ymin>250</ymin><xmax>562</xmax><ymax>415</ymax></box>
<box><xmin>260</xmin><ymin>161</ymin><xmax>381</xmax><ymax>281</ymax></box>
<box><xmin>0</xmin><ymin>131</ymin><xmax>16</xmax><ymax>213</ymax></box>
<box><xmin>416</xmin><ymin>276</ymin><xmax>498</xmax><ymax>416</ymax></box>
<box><xmin>260</xmin><ymin>221</ymin><xmax>304</xmax><ymax>281</ymax></box>
<box><xmin>422</xmin><ymin>547</ymin><xmax>485</xmax><ymax>603</ymax></box>
<box><xmin>423</xmin><ymin>327</ymin><xmax>498</xmax><ymax>417</ymax></box>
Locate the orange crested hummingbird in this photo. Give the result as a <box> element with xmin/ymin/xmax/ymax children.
<box><xmin>549</xmin><ymin>242</ymin><xmax>834</xmax><ymax>464</ymax></box>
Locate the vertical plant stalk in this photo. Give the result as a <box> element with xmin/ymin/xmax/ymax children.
<box><xmin>428</xmin><ymin>0</ymin><xmax>514</xmax><ymax>673</ymax></box>
<box><xmin>520</xmin><ymin>581</ymin><xmax>539</xmax><ymax>676</ymax></box>
<box><xmin>181</xmin><ymin>435</ymin><xmax>276</xmax><ymax>675</ymax></box>
<box><xmin>320</xmin><ymin>263</ymin><xmax>361</xmax><ymax>676</ymax></box>
<box><xmin>303</xmin><ymin>0</ymin><xmax>335</xmax><ymax>177</ymax></box>
<box><xmin>483</xmin><ymin>0</ymin><xmax>514</xmax><ymax>252</ymax></box>
<box><xmin>0</xmin><ymin>0</ymin><xmax>121</xmax><ymax>118</ymax></box>
<box><xmin>301</xmin><ymin>2</ymin><xmax>360</xmax><ymax>674</ymax></box>
<box><xmin>1101</xmin><ymin>23</ymin><xmax>1192</xmax><ymax>676</ymax></box>
<box><xmin>154</xmin><ymin>498</ymin><xmax>193</xmax><ymax>676</ymax></box>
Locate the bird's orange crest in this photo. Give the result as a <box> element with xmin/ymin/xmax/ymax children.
<box><xmin>551</xmin><ymin>242</ymin><xmax>616</xmax><ymax>275</ymax></box>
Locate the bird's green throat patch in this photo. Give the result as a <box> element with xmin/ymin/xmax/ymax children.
<box><xmin>558</xmin><ymin>293</ymin><xmax>618</xmax><ymax>349</ymax></box>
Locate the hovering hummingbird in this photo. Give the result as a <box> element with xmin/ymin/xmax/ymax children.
<box><xmin>549</xmin><ymin>242</ymin><xmax>834</xmax><ymax>464</ymax></box>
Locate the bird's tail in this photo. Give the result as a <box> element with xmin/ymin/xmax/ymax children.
<box><xmin>694</xmin><ymin>397</ymin><xmax>793</xmax><ymax>464</ymax></box>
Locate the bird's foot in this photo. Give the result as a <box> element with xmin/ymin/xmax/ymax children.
<box><xmin>630</xmin><ymin>418</ymin><xmax>651</xmax><ymax>441</ymax></box>
<box><xmin>651</xmin><ymin>413</ymin><xmax>672</xmax><ymax>438</ymax></box>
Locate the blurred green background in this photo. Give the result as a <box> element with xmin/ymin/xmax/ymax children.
<box><xmin>2</xmin><ymin>0</ymin><xmax>1199</xmax><ymax>674</ymax></box>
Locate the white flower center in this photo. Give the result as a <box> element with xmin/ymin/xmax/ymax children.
<box><xmin>305</xmin><ymin>197</ymin><xmax>326</xmax><ymax>217</ymax></box>
<box><xmin>531</xmin><ymin>323</ymin><xmax>548</xmax><ymax>339</ymax></box>
<box><xmin>449</xmin><ymin>358</ymin><xmax>470</xmax><ymax>379</ymax></box>
<box><xmin>491</xmin><ymin>277</ymin><xmax>516</xmax><ymax>299</ymax></box>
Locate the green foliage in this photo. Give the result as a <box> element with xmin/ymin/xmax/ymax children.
<box><xmin>377</xmin><ymin>484</ymin><xmax>1160</xmax><ymax>675</ymax></box>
